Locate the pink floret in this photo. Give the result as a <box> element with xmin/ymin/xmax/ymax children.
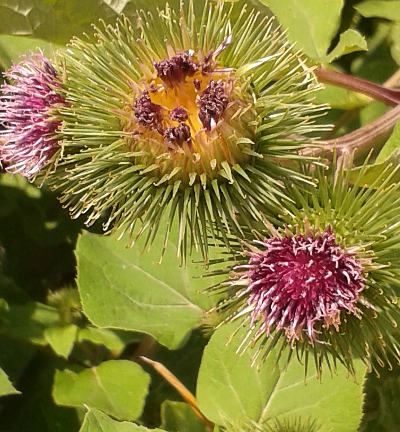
<box><xmin>237</xmin><ymin>228</ymin><xmax>365</xmax><ymax>345</ymax></box>
<box><xmin>0</xmin><ymin>51</ymin><xmax>65</xmax><ymax>178</ymax></box>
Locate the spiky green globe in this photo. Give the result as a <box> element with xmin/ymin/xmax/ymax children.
<box><xmin>209</xmin><ymin>162</ymin><xmax>400</xmax><ymax>375</ymax></box>
<box><xmin>48</xmin><ymin>1</ymin><xmax>327</xmax><ymax>260</ymax></box>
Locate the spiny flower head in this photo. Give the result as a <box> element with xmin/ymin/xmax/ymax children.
<box><xmin>0</xmin><ymin>51</ymin><xmax>65</xmax><ymax>178</ymax></box>
<box><xmin>209</xmin><ymin>163</ymin><xmax>400</xmax><ymax>375</ymax></box>
<box><xmin>47</xmin><ymin>1</ymin><xmax>327</xmax><ymax>261</ymax></box>
<box><xmin>242</xmin><ymin>228</ymin><xmax>365</xmax><ymax>345</ymax></box>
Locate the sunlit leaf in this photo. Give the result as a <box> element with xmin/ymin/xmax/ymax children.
<box><xmin>0</xmin><ymin>367</ymin><xmax>20</xmax><ymax>397</ymax></box>
<box><xmin>0</xmin><ymin>0</ymin><xmax>184</xmax><ymax>45</ymax></box>
<box><xmin>161</xmin><ymin>401</ymin><xmax>205</xmax><ymax>432</ymax></box>
<box><xmin>76</xmin><ymin>327</ymin><xmax>140</xmax><ymax>353</ymax></box>
<box><xmin>325</xmin><ymin>29</ymin><xmax>367</xmax><ymax>63</ymax></box>
<box><xmin>390</xmin><ymin>23</ymin><xmax>400</xmax><ymax>65</ymax></box>
<box><xmin>53</xmin><ymin>360</ymin><xmax>150</xmax><ymax>421</ymax></box>
<box><xmin>197</xmin><ymin>323</ymin><xmax>366</xmax><ymax>431</ymax></box>
<box><xmin>80</xmin><ymin>408</ymin><xmax>166</xmax><ymax>432</ymax></box>
<box><xmin>0</xmin><ymin>34</ymin><xmax>62</xmax><ymax>69</ymax></box>
<box><xmin>44</xmin><ymin>324</ymin><xmax>78</xmax><ymax>358</ymax></box>
<box><xmin>314</xmin><ymin>83</ymin><xmax>370</xmax><ymax>109</ymax></box>
<box><xmin>355</xmin><ymin>1</ymin><xmax>400</xmax><ymax>21</ymax></box>
<box><xmin>76</xmin><ymin>228</ymin><xmax>221</xmax><ymax>349</ymax></box>
<box><xmin>257</xmin><ymin>0</ymin><xmax>326</xmax><ymax>60</ymax></box>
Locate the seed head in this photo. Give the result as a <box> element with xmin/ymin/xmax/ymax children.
<box><xmin>0</xmin><ymin>51</ymin><xmax>65</xmax><ymax>178</ymax></box>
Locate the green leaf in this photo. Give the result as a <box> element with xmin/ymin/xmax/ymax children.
<box><xmin>325</xmin><ymin>29</ymin><xmax>367</xmax><ymax>63</ymax></box>
<box><xmin>44</xmin><ymin>324</ymin><xmax>78</xmax><ymax>358</ymax></box>
<box><xmin>360</xmin><ymin>367</ymin><xmax>400</xmax><ymax>432</ymax></box>
<box><xmin>390</xmin><ymin>23</ymin><xmax>400</xmax><ymax>65</ymax></box>
<box><xmin>53</xmin><ymin>359</ymin><xmax>150</xmax><ymax>421</ymax></box>
<box><xmin>77</xmin><ymin>327</ymin><xmax>139</xmax><ymax>353</ymax></box>
<box><xmin>314</xmin><ymin>83</ymin><xmax>370</xmax><ymax>109</ymax></box>
<box><xmin>80</xmin><ymin>408</ymin><xmax>166</xmax><ymax>432</ymax></box>
<box><xmin>197</xmin><ymin>323</ymin><xmax>366</xmax><ymax>431</ymax></box>
<box><xmin>359</xmin><ymin>101</ymin><xmax>389</xmax><ymax>127</ymax></box>
<box><xmin>355</xmin><ymin>1</ymin><xmax>400</xmax><ymax>21</ymax></box>
<box><xmin>0</xmin><ymin>366</ymin><xmax>20</xmax><ymax>396</ymax></box>
<box><xmin>351</xmin><ymin>22</ymin><xmax>398</xmax><ymax>83</ymax></box>
<box><xmin>0</xmin><ymin>0</ymin><xmax>182</xmax><ymax>45</ymax></box>
<box><xmin>376</xmin><ymin>121</ymin><xmax>400</xmax><ymax>163</ymax></box>
<box><xmin>260</xmin><ymin>0</ymin><xmax>366</xmax><ymax>62</ymax></box>
<box><xmin>76</xmin><ymin>229</ymin><xmax>219</xmax><ymax>349</ymax></box>
<box><xmin>0</xmin><ymin>299</ymin><xmax>89</xmax><ymax>358</ymax></box>
<box><xmin>348</xmin><ymin>122</ymin><xmax>400</xmax><ymax>187</ymax></box>
<box><xmin>260</xmin><ymin>0</ymin><xmax>343</xmax><ymax>61</ymax></box>
<box><xmin>0</xmin><ymin>301</ymin><xmax>60</xmax><ymax>345</ymax></box>
<box><xmin>0</xmin><ymin>298</ymin><xmax>7</xmax><ymax>311</ymax></box>
<box><xmin>0</xmin><ymin>34</ymin><xmax>62</xmax><ymax>69</ymax></box>
<box><xmin>0</xmin><ymin>353</ymin><xmax>81</xmax><ymax>432</ymax></box>
<box><xmin>161</xmin><ymin>401</ymin><xmax>206</xmax><ymax>432</ymax></box>
<box><xmin>349</xmin><ymin>155</ymin><xmax>400</xmax><ymax>187</ymax></box>
<box><xmin>0</xmin><ymin>0</ymin><xmax>114</xmax><ymax>45</ymax></box>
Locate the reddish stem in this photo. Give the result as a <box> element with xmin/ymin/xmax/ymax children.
<box><xmin>303</xmin><ymin>104</ymin><xmax>400</xmax><ymax>160</ymax></box>
<box><xmin>315</xmin><ymin>68</ymin><xmax>400</xmax><ymax>107</ymax></box>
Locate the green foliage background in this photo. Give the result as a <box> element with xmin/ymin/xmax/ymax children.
<box><xmin>0</xmin><ymin>0</ymin><xmax>400</xmax><ymax>431</ymax></box>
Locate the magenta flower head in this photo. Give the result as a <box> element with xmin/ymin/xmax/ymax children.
<box><xmin>0</xmin><ymin>51</ymin><xmax>65</xmax><ymax>178</ymax></box>
<box><xmin>243</xmin><ymin>228</ymin><xmax>365</xmax><ymax>346</ymax></box>
<box><xmin>210</xmin><ymin>164</ymin><xmax>400</xmax><ymax>375</ymax></box>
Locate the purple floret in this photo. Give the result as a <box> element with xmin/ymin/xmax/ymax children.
<box><xmin>237</xmin><ymin>228</ymin><xmax>365</xmax><ymax>345</ymax></box>
<box><xmin>0</xmin><ymin>52</ymin><xmax>65</xmax><ymax>178</ymax></box>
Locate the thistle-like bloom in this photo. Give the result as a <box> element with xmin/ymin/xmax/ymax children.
<box><xmin>210</xmin><ymin>164</ymin><xmax>400</xmax><ymax>374</ymax></box>
<box><xmin>243</xmin><ymin>229</ymin><xmax>365</xmax><ymax>345</ymax></box>
<box><xmin>47</xmin><ymin>1</ymin><xmax>327</xmax><ymax>260</ymax></box>
<box><xmin>0</xmin><ymin>52</ymin><xmax>65</xmax><ymax>178</ymax></box>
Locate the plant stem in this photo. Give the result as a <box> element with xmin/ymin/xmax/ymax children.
<box><xmin>384</xmin><ymin>68</ymin><xmax>400</xmax><ymax>88</ymax></box>
<box><xmin>315</xmin><ymin>68</ymin><xmax>400</xmax><ymax>106</ymax></box>
<box><xmin>140</xmin><ymin>356</ymin><xmax>214</xmax><ymax>430</ymax></box>
<box><xmin>303</xmin><ymin>104</ymin><xmax>400</xmax><ymax>160</ymax></box>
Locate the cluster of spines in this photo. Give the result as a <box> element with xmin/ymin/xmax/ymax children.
<box><xmin>44</xmin><ymin>1</ymin><xmax>329</xmax><ymax>263</ymax></box>
<box><xmin>207</xmin><ymin>161</ymin><xmax>400</xmax><ymax>376</ymax></box>
<box><xmin>223</xmin><ymin>417</ymin><xmax>319</xmax><ymax>432</ymax></box>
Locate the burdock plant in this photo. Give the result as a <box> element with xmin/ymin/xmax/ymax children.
<box><xmin>45</xmin><ymin>0</ymin><xmax>327</xmax><ymax>260</ymax></box>
<box><xmin>209</xmin><ymin>162</ymin><xmax>400</xmax><ymax>375</ymax></box>
<box><xmin>0</xmin><ymin>51</ymin><xmax>65</xmax><ymax>178</ymax></box>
